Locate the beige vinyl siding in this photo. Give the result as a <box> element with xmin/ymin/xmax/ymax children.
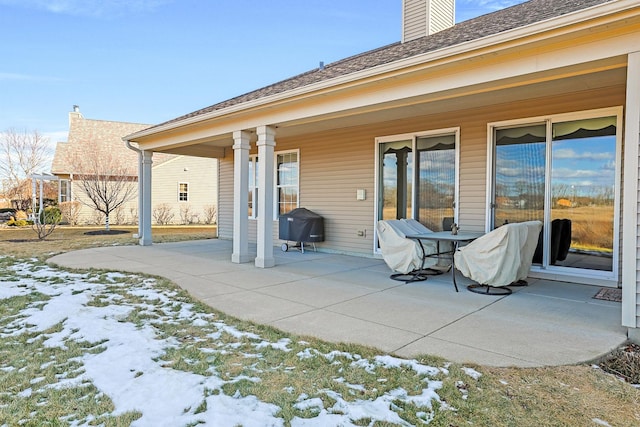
<box><xmin>218</xmin><ymin>158</ymin><xmax>234</xmax><ymax>241</ymax></box>
<box><xmin>402</xmin><ymin>0</ymin><xmax>427</xmax><ymax>42</ymax></box>
<box><xmin>151</xmin><ymin>156</ymin><xmax>218</xmax><ymax>224</ymax></box>
<box><xmin>403</xmin><ymin>0</ymin><xmax>453</xmax><ymax>42</ymax></box>
<box><xmin>428</xmin><ymin>0</ymin><xmax>454</xmax><ymax>35</ymax></box>
<box><xmin>69</xmin><ymin>156</ymin><xmax>217</xmax><ymax>226</ymax></box>
<box><xmin>218</xmin><ymin>84</ymin><xmax>625</xmax><ymax>258</ymax></box>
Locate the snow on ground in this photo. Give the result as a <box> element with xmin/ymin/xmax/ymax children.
<box><xmin>0</xmin><ymin>260</ymin><xmax>456</xmax><ymax>426</ymax></box>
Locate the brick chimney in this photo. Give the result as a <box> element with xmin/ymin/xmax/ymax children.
<box><xmin>402</xmin><ymin>0</ymin><xmax>455</xmax><ymax>43</ymax></box>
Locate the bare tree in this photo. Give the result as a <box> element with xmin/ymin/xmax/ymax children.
<box><xmin>59</xmin><ymin>201</ymin><xmax>82</xmax><ymax>225</ymax></box>
<box><xmin>0</xmin><ymin>128</ymin><xmax>51</xmax><ymax>209</ymax></box>
<box><xmin>32</xmin><ymin>206</ymin><xmax>61</xmax><ymax>240</ymax></box>
<box><xmin>71</xmin><ymin>145</ymin><xmax>137</xmax><ymax>230</ymax></box>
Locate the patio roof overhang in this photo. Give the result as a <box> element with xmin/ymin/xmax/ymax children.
<box><xmin>124</xmin><ymin>1</ymin><xmax>640</xmax><ymax>158</ymax></box>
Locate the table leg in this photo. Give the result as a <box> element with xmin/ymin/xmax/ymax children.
<box><xmin>451</xmin><ymin>241</ymin><xmax>459</xmax><ymax>292</ymax></box>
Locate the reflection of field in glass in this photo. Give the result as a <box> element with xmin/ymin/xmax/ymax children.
<box><xmin>382</xmin><ymin>206</ymin><xmax>613</xmax><ymax>253</ymax></box>
<box><xmin>496</xmin><ymin>206</ymin><xmax>613</xmax><ymax>254</ymax></box>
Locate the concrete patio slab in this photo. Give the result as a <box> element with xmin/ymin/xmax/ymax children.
<box><xmin>259</xmin><ymin>278</ymin><xmax>378</xmax><ymax>308</ymax></box>
<box><xmin>271</xmin><ymin>309</ymin><xmax>424</xmax><ymax>354</ymax></box>
<box><xmin>47</xmin><ymin>239</ymin><xmax>628</xmax><ymax>368</ymax></box>
<box><xmin>201</xmin><ymin>290</ymin><xmax>315</xmax><ymax>324</ymax></box>
<box><xmin>393</xmin><ymin>336</ymin><xmax>540</xmax><ymax>367</ymax></box>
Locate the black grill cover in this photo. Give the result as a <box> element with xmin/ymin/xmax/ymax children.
<box><xmin>279</xmin><ymin>208</ymin><xmax>324</xmax><ymax>243</ymax></box>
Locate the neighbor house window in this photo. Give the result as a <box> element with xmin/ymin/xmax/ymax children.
<box><xmin>247</xmin><ymin>150</ymin><xmax>299</xmax><ymax>218</ymax></box>
<box><xmin>59</xmin><ymin>179</ymin><xmax>71</xmax><ymax>202</ymax></box>
<box><xmin>178</xmin><ymin>182</ymin><xmax>189</xmax><ymax>201</ymax></box>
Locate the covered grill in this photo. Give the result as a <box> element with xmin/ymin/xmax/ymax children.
<box><xmin>278</xmin><ymin>207</ymin><xmax>324</xmax><ymax>253</ymax></box>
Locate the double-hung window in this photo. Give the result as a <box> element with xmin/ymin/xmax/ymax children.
<box><xmin>59</xmin><ymin>179</ymin><xmax>71</xmax><ymax>202</ymax></box>
<box><xmin>178</xmin><ymin>182</ymin><xmax>189</xmax><ymax>202</ymax></box>
<box><xmin>276</xmin><ymin>151</ymin><xmax>299</xmax><ymax>216</ymax></box>
<box><xmin>248</xmin><ymin>156</ymin><xmax>258</xmax><ymax>218</ymax></box>
<box><xmin>248</xmin><ymin>150</ymin><xmax>299</xmax><ymax>218</ymax></box>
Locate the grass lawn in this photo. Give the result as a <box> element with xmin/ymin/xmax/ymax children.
<box><xmin>1</xmin><ymin>225</ymin><xmax>639</xmax><ymax>426</ymax></box>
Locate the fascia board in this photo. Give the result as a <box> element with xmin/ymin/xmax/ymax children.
<box><xmin>127</xmin><ymin>0</ymin><xmax>638</xmax><ymax>141</ymax></box>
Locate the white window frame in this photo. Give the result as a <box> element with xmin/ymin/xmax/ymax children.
<box><xmin>59</xmin><ymin>179</ymin><xmax>71</xmax><ymax>203</ymax></box>
<box><xmin>374</xmin><ymin>127</ymin><xmax>460</xmax><ymax>254</ymax></box>
<box><xmin>248</xmin><ymin>149</ymin><xmax>300</xmax><ymax>219</ymax></box>
<box><xmin>178</xmin><ymin>182</ymin><xmax>189</xmax><ymax>202</ymax></box>
<box><xmin>248</xmin><ymin>155</ymin><xmax>258</xmax><ymax>219</ymax></box>
<box><xmin>486</xmin><ymin>106</ymin><xmax>623</xmax><ymax>284</ymax></box>
<box><xmin>275</xmin><ymin>149</ymin><xmax>300</xmax><ymax>218</ymax></box>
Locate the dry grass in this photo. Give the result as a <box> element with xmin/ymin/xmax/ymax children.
<box><xmin>497</xmin><ymin>206</ymin><xmax>614</xmax><ymax>251</ymax></box>
<box><xmin>1</xmin><ymin>223</ymin><xmax>639</xmax><ymax>425</ymax></box>
<box><xmin>471</xmin><ymin>364</ymin><xmax>640</xmax><ymax>426</ymax></box>
<box><xmin>0</xmin><ymin>225</ymin><xmax>216</xmax><ymax>260</ymax></box>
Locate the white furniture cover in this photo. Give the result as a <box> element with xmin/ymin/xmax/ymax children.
<box><xmin>454</xmin><ymin>220</ymin><xmax>542</xmax><ymax>287</ymax></box>
<box><xmin>377</xmin><ymin>219</ymin><xmax>438</xmax><ymax>274</ymax></box>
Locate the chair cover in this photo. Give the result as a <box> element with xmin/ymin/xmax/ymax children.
<box><xmin>377</xmin><ymin>220</ymin><xmax>438</xmax><ymax>274</ymax></box>
<box><xmin>454</xmin><ymin>221</ymin><xmax>542</xmax><ymax>287</ymax></box>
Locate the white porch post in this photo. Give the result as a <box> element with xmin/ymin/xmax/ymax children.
<box><xmin>623</xmin><ymin>51</ymin><xmax>640</xmax><ymax>332</ymax></box>
<box><xmin>139</xmin><ymin>150</ymin><xmax>153</xmax><ymax>246</ymax></box>
<box><xmin>232</xmin><ymin>130</ymin><xmax>252</xmax><ymax>263</ymax></box>
<box><xmin>255</xmin><ymin>125</ymin><xmax>276</xmax><ymax>268</ymax></box>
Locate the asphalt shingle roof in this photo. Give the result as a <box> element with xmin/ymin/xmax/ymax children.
<box><xmin>152</xmin><ymin>0</ymin><xmax>613</xmax><ymax>130</ymax></box>
<box><xmin>51</xmin><ymin>113</ymin><xmax>174</xmax><ymax>175</ymax></box>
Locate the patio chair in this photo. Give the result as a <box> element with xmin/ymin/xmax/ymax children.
<box><xmin>377</xmin><ymin>219</ymin><xmax>439</xmax><ymax>282</ymax></box>
<box><xmin>454</xmin><ymin>220</ymin><xmax>542</xmax><ymax>295</ymax></box>
<box><xmin>532</xmin><ymin>218</ymin><xmax>572</xmax><ymax>265</ymax></box>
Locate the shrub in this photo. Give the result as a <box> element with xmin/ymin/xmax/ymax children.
<box><xmin>59</xmin><ymin>201</ymin><xmax>81</xmax><ymax>226</ymax></box>
<box><xmin>39</xmin><ymin>207</ymin><xmax>62</xmax><ymax>225</ymax></box>
<box><xmin>203</xmin><ymin>205</ymin><xmax>217</xmax><ymax>224</ymax></box>
<box><xmin>153</xmin><ymin>203</ymin><xmax>174</xmax><ymax>225</ymax></box>
<box><xmin>7</xmin><ymin>218</ymin><xmax>31</xmax><ymax>227</ymax></box>
<box><xmin>32</xmin><ymin>207</ymin><xmax>61</xmax><ymax>240</ymax></box>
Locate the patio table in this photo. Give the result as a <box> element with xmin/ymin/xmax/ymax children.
<box><xmin>406</xmin><ymin>231</ymin><xmax>484</xmax><ymax>292</ymax></box>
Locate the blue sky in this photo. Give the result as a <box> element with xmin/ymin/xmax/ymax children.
<box><xmin>0</xmin><ymin>0</ymin><xmax>525</xmax><ymax>165</ymax></box>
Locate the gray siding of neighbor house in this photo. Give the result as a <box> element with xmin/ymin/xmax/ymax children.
<box><xmin>151</xmin><ymin>156</ymin><xmax>218</xmax><ymax>224</ymax></box>
<box><xmin>218</xmin><ymin>84</ymin><xmax>625</xmax><ymax>258</ymax></box>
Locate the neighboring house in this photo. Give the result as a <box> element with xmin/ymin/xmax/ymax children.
<box><xmin>124</xmin><ymin>0</ymin><xmax>640</xmax><ymax>342</ymax></box>
<box><xmin>51</xmin><ymin>107</ymin><xmax>218</xmax><ymax>225</ymax></box>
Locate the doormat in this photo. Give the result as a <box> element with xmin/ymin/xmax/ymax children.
<box><xmin>593</xmin><ymin>288</ymin><xmax>622</xmax><ymax>302</ymax></box>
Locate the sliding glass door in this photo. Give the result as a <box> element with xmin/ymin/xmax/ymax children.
<box><xmin>377</xmin><ymin>130</ymin><xmax>458</xmax><ymax>232</ymax></box>
<box><xmin>490</xmin><ymin>111</ymin><xmax>619</xmax><ymax>278</ymax></box>
<box><xmin>549</xmin><ymin>118</ymin><xmax>617</xmax><ymax>272</ymax></box>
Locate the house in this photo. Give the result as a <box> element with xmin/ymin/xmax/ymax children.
<box><xmin>51</xmin><ymin>106</ymin><xmax>218</xmax><ymax>225</ymax></box>
<box><xmin>123</xmin><ymin>0</ymin><xmax>640</xmax><ymax>343</ymax></box>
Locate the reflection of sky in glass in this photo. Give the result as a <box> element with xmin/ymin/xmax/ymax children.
<box><xmin>552</xmin><ymin>135</ymin><xmax>615</xmax><ymax>196</ymax></box>
<box><xmin>495</xmin><ymin>135</ymin><xmax>615</xmax><ymax>198</ymax></box>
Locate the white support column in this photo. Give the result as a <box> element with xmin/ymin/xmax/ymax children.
<box><xmin>232</xmin><ymin>130</ymin><xmax>252</xmax><ymax>263</ymax></box>
<box><xmin>255</xmin><ymin>125</ymin><xmax>276</xmax><ymax>268</ymax></box>
<box><xmin>139</xmin><ymin>150</ymin><xmax>153</xmax><ymax>246</ymax></box>
<box><xmin>622</xmin><ymin>51</ymin><xmax>640</xmax><ymax>329</ymax></box>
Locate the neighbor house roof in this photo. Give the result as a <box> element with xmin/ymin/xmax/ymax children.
<box><xmin>51</xmin><ymin>112</ymin><xmax>172</xmax><ymax>176</ymax></box>
<box><xmin>150</xmin><ymin>0</ymin><xmax>613</xmax><ymax>130</ymax></box>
